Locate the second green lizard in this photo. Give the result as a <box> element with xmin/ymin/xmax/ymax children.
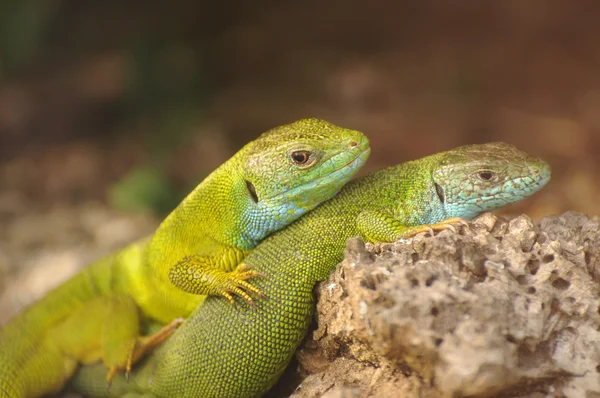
<box><xmin>72</xmin><ymin>142</ymin><xmax>551</xmax><ymax>397</ymax></box>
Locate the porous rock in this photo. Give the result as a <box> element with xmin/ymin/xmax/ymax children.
<box><xmin>294</xmin><ymin>212</ymin><xmax>600</xmax><ymax>398</ymax></box>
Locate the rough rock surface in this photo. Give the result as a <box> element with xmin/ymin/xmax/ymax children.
<box><xmin>293</xmin><ymin>212</ymin><xmax>600</xmax><ymax>398</ymax></box>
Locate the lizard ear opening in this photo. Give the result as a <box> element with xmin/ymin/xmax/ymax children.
<box><xmin>246</xmin><ymin>180</ymin><xmax>259</xmax><ymax>203</ymax></box>
<box><xmin>435</xmin><ymin>182</ymin><xmax>445</xmax><ymax>204</ymax></box>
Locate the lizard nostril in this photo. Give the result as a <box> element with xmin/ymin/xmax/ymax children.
<box><xmin>349</xmin><ymin>141</ymin><xmax>358</xmax><ymax>148</ymax></box>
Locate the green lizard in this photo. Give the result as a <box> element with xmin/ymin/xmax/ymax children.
<box><xmin>71</xmin><ymin>142</ymin><xmax>551</xmax><ymax>398</ymax></box>
<box><xmin>0</xmin><ymin>118</ymin><xmax>370</xmax><ymax>398</ymax></box>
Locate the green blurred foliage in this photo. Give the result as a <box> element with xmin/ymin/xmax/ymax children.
<box><xmin>0</xmin><ymin>0</ymin><xmax>60</xmax><ymax>75</ymax></box>
<box><xmin>107</xmin><ymin>166</ymin><xmax>176</xmax><ymax>215</ymax></box>
<box><xmin>123</xmin><ymin>41</ymin><xmax>208</xmax><ymax>153</ymax></box>
<box><xmin>1</xmin><ymin>1</ymin><xmax>214</xmax><ymax>215</ymax></box>
<box><xmin>110</xmin><ymin>43</ymin><xmax>210</xmax><ymax>215</ymax></box>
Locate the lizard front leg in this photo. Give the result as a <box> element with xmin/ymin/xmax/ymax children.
<box><xmin>168</xmin><ymin>254</ymin><xmax>265</xmax><ymax>307</ymax></box>
<box><xmin>357</xmin><ymin>209</ymin><xmax>468</xmax><ymax>242</ymax></box>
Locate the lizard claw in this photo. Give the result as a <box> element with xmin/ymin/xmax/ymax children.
<box><xmin>427</xmin><ymin>217</ymin><xmax>468</xmax><ymax>236</ymax></box>
<box><xmin>232</xmin><ymin>263</ymin><xmax>265</xmax><ymax>281</ymax></box>
<box><xmin>124</xmin><ymin>341</ymin><xmax>135</xmax><ymax>382</ymax></box>
<box><xmin>106</xmin><ymin>367</ymin><xmax>117</xmax><ymax>390</ymax></box>
<box><xmin>215</xmin><ymin>263</ymin><xmax>266</xmax><ymax>307</ymax></box>
<box><xmin>404</xmin><ymin>217</ymin><xmax>469</xmax><ymax>238</ymax></box>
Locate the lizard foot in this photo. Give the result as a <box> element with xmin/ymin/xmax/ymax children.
<box><xmin>216</xmin><ymin>263</ymin><xmax>266</xmax><ymax>307</ymax></box>
<box><xmin>105</xmin><ymin>317</ymin><xmax>184</xmax><ymax>388</ymax></box>
<box><xmin>170</xmin><ymin>256</ymin><xmax>266</xmax><ymax>306</ymax></box>
<box><xmin>406</xmin><ymin>217</ymin><xmax>469</xmax><ymax>238</ymax></box>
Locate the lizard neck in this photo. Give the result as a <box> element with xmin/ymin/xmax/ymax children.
<box><xmin>158</xmin><ymin>167</ymin><xmax>258</xmax><ymax>250</ymax></box>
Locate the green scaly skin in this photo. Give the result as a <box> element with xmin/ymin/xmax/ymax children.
<box><xmin>71</xmin><ymin>142</ymin><xmax>551</xmax><ymax>398</ymax></box>
<box><xmin>0</xmin><ymin>119</ymin><xmax>370</xmax><ymax>398</ymax></box>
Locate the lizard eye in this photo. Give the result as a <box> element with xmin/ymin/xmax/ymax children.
<box><xmin>290</xmin><ymin>151</ymin><xmax>311</xmax><ymax>165</ymax></box>
<box><xmin>478</xmin><ymin>170</ymin><xmax>495</xmax><ymax>181</ymax></box>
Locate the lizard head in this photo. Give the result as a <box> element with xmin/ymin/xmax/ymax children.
<box><xmin>431</xmin><ymin>142</ymin><xmax>551</xmax><ymax>220</ymax></box>
<box><xmin>236</xmin><ymin>118</ymin><xmax>370</xmax><ymax>246</ymax></box>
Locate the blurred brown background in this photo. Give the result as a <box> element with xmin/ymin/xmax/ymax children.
<box><xmin>1</xmin><ymin>0</ymin><xmax>599</xmax><ymax>321</ymax></box>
